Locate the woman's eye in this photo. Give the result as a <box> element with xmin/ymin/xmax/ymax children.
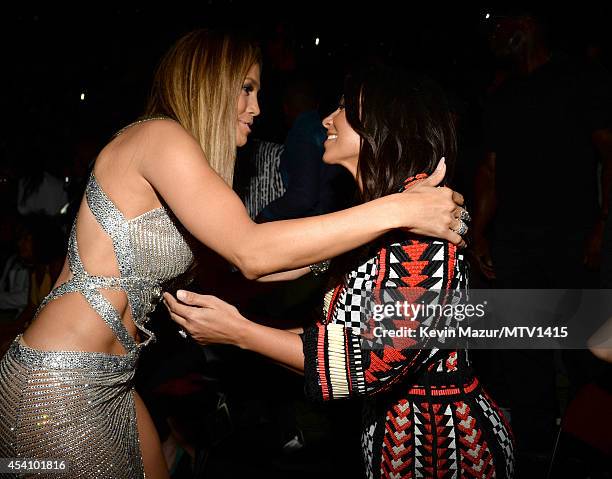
<box><xmin>242</xmin><ymin>84</ymin><xmax>254</xmax><ymax>94</ymax></box>
<box><xmin>338</xmin><ymin>104</ymin><xmax>345</xmax><ymax>111</ymax></box>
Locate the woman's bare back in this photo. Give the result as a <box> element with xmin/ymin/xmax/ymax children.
<box><xmin>22</xmin><ymin>122</ymin><xmax>168</xmax><ymax>355</ymax></box>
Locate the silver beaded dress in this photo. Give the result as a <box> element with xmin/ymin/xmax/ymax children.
<box><xmin>0</xmin><ymin>123</ymin><xmax>195</xmax><ymax>478</ymax></box>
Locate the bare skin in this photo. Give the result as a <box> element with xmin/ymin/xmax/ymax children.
<box><xmin>24</xmin><ymin>120</ymin><xmax>466</xmax><ymax>351</ymax></box>
<box><xmin>134</xmin><ymin>391</ymin><xmax>170</xmax><ymax>479</ymax></box>
<box><xmin>21</xmin><ymin>68</ymin><xmax>466</xmax><ymax>477</ymax></box>
<box><xmin>19</xmin><ymin>124</ymin><xmax>462</xmax><ymax>475</ymax></box>
<box><xmin>164</xmin><ymin>104</ymin><xmax>472</xmax><ymax>384</ymax></box>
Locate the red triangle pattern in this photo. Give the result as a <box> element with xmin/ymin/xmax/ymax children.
<box><xmin>411</xmin><ymin>402</ymin><xmax>459</xmax><ymax>478</ymax></box>
<box><xmin>454</xmin><ymin>401</ymin><xmax>496</xmax><ymax>478</ymax></box>
<box><xmin>404</xmin><ymin>242</ymin><xmax>429</xmax><ymax>261</ymax></box>
<box><xmin>400</xmin><ymin>260</ymin><xmax>430</xmax><ymax>287</ymax></box>
<box><xmin>381</xmin><ymin>400</ymin><xmax>415</xmax><ymax>478</ymax></box>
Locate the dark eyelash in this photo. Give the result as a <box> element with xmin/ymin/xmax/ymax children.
<box><xmin>243</xmin><ymin>84</ymin><xmax>254</xmax><ymax>93</ymax></box>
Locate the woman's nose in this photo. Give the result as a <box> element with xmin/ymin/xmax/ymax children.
<box><xmin>248</xmin><ymin>97</ymin><xmax>260</xmax><ymax>117</ymax></box>
<box><xmin>322</xmin><ymin>113</ymin><xmax>334</xmax><ymax>129</ymax></box>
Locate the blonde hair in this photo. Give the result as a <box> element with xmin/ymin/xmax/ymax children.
<box><xmin>145</xmin><ymin>29</ymin><xmax>261</xmax><ymax>186</ymax></box>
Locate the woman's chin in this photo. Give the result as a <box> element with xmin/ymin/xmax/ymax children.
<box><xmin>322</xmin><ymin>154</ymin><xmax>335</xmax><ymax>165</ymax></box>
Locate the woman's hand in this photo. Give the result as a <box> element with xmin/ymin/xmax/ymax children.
<box><xmin>163</xmin><ymin>290</ymin><xmax>249</xmax><ymax>346</ymax></box>
<box><xmin>163</xmin><ymin>290</ymin><xmax>306</xmax><ymax>372</ymax></box>
<box><xmin>396</xmin><ymin>158</ymin><xmax>468</xmax><ymax>247</ymax></box>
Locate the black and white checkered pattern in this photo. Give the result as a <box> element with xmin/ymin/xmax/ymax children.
<box><xmin>454</xmin><ymin>251</ymin><xmax>469</xmax><ymax>290</ymax></box>
<box><xmin>477</xmin><ymin>393</ymin><xmax>515</xmax><ymax>478</ymax></box>
<box><xmin>361</xmin><ymin>402</ymin><xmax>378</xmax><ymax>479</ymax></box>
<box><xmin>332</xmin><ymin>256</ymin><xmax>378</xmax><ymax>332</ymax></box>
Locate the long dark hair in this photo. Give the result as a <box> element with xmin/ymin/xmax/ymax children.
<box><xmin>327</xmin><ymin>66</ymin><xmax>457</xmax><ymax>287</ymax></box>
<box><xmin>343</xmin><ymin>66</ymin><xmax>457</xmax><ymax>203</ymax></box>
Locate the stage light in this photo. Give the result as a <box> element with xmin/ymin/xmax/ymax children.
<box><xmin>80</xmin><ymin>93</ymin><xmax>85</xmax><ymax>101</ymax></box>
<box><xmin>315</xmin><ymin>37</ymin><xmax>320</xmax><ymax>46</ymax></box>
<box><xmin>485</xmin><ymin>13</ymin><xmax>491</xmax><ymax>19</ymax></box>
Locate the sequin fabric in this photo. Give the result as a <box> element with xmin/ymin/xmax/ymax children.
<box><xmin>0</xmin><ymin>120</ymin><xmax>195</xmax><ymax>477</ymax></box>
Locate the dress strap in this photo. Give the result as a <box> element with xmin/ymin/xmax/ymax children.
<box><xmin>34</xmin><ymin>279</ymin><xmax>83</xmax><ymax>317</ymax></box>
<box><xmin>85</xmin><ymin>175</ymin><xmax>134</xmax><ymax>278</ymax></box>
<box><xmin>80</xmin><ymin>288</ymin><xmax>138</xmax><ymax>352</ymax></box>
<box><xmin>33</xmin><ymin>274</ymin><xmax>139</xmax><ymax>353</ymax></box>
<box><xmin>34</xmin><ymin>178</ymin><xmax>145</xmax><ymax>353</ymax></box>
<box><xmin>67</xmin><ymin>221</ymin><xmax>85</xmax><ymax>275</ymax></box>
<box><xmin>33</xmin><ymin>130</ymin><xmax>172</xmax><ymax>354</ymax></box>
<box><xmin>112</xmin><ymin>115</ymin><xmax>174</xmax><ymax>139</ymax></box>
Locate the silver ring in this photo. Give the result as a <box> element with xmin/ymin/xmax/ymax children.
<box><xmin>452</xmin><ymin>219</ymin><xmax>468</xmax><ymax>236</ymax></box>
<box><xmin>459</xmin><ymin>208</ymin><xmax>471</xmax><ymax>222</ymax></box>
<box><xmin>178</xmin><ymin>329</ymin><xmax>188</xmax><ymax>339</ymax></box>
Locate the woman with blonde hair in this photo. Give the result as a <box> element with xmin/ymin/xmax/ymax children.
<box><xmin>0</xmin><ymin>30</ymin><xmax>467</xmax><ymax>478</ymax></box>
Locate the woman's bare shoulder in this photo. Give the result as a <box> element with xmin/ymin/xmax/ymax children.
<box><xmin>127</xmin><ymin>118</ymin><xmax>197</xmax><ymax>147</ymax></box>
<box><xmin>103</xmin><ymin>118</ymin><xmax>204</xmax><ymax>173</ymax></box>
<box><xmin>140</xmin><ymin>119</ymin><xmax>203</xmax><ymax>160</ymax></box>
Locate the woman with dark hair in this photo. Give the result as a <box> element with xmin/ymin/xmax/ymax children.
<box><xmin>165</xmin><ymin>66</ymin><xmax>515</xmax><ymax>478</ymax></box>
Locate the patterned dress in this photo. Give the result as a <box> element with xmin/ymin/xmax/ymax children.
<box><xmin>301</xmin><ymin>178</ymin><xmax>515</xmax><ymax>479</ymax></box>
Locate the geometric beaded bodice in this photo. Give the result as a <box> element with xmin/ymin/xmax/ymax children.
<box><xmin>35</xmin><ymin>172</ymin><xmax>195</xmax><ymax>354</ymax></box>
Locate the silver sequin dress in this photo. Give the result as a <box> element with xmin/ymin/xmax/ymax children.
<box><xmin>0</xmin><ymin>152</ymin><xmax>195</xmax><ymax>477</ymax></box>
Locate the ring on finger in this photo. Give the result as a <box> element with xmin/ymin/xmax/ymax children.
<box><xmin>451</xmin><ymin>219</ymin><xmax>468</xmax><ymax>236</ymax></box>
<box><xmin>459</xmin><ymin>208</ymin><xmax>471</xmax><ymax>222</ymax></box>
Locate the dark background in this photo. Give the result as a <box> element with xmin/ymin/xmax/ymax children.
<box><xmin>1</xmin><ymin>4</ymin><xmax>611</xmax><ymax>477</ymax></box>
<box><xmin>0</xmin><ymin>2</ymin><xmax>610</xmax><ymax>173</ymax></box>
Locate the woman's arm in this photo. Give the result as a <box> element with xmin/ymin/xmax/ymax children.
<box><xmin>255</xmin><ymin>267</ymin><xmax>311</xmax><ymax>283</ymax></box>
<box><xmin>163</xmin><ymin>291</ymin><xmax>304</xmax><ymax>372</ymax></box>
<box><xmin>140</xmin><ymin>121</ymin><xmax>465</xmax><ymax>279</ymax></box>
<box><xmin>165</xmin><ymin>235</ymin><xmax>465</xmax><ymax>402</ymax></box>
